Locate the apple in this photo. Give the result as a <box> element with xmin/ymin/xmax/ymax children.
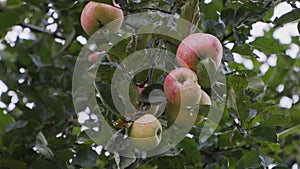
<box><xmin>88</xmin><ymin>51</ymin><xmax>106</xmax><ymax>63</ymax></box>
<box><xmin>129</xmin><ymin>114</ymin><xmax>162</xmax><ymax>151</ymax></box>
<box><xmin>166</xmin><ymin>90</ymin><xmax>211</xmax><ymax>127</ymax></box>
<box><xmin>80</xmin><ymin>1</ymin><xmax>124</xmax><ymax>35</ymax></box>
<box><xmin>200</xmin><ymin>90</ymin><xmax>211</xmax><ymax>105</ymax></box>
<box><xmin>176</xmin><ymin>33</ymin><xmax>223</xmax><ymax>71</ymax></box>
<box><xmin>164</xmin><ymin>67</ymin><xmax>202</xmax><ymax>106</ymax></box>
<box><xmin>166</xmin><ymin>102</ymin><xmax>203</xmax><ymax>127</ymax></box>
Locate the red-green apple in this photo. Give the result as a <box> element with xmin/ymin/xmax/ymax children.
<box><xmin>129</xmin><ymin>114</ymin><xmax>162</xmax><ymax>151</ymax></box>
<box><xmin>164</xmin><ymin>67</ymin><xmax>202</xmax><ymax>106</ymax></box>
<box><xmin>176</xmin><ymin>33</ymin><xmax>223</xmax><ymax>71</ymax></box>
<box><xmin>80</xmin><ymin>2</ymin><xmax>124</xmax><ymax>35</ymax></box>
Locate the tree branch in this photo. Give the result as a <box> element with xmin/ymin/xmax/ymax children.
<box><xmin>19</xmin><ymin>23</ymin><xmax>65</xmax><ymax>40</ymax></box>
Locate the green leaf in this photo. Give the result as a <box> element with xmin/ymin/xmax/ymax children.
<box><xmin>278</xmin><ymin>124</ymin><xmax>300</xmax><ymax>139</ymax></box>
<box><xmin>263</xmin><ymin>55</ymin><xmax>294</xmax><ymax>90</ymax></box>
<box><xmin>92</xmin><ymin>0</ymin><xmax>113</xmax><ymax>5</ymax></box>
<box><xmin>54</xmin><ymin>27</ymin><xmax>75</xmax><ymax>58</ymax></box>
<box><xmin>251</xmin><ymin>126</ymin><xmax>278</xmax><ymax>143</ymax></box>
<box><xmin>199</xmin><ymin>0</ymin><xmax>223</xmax><ymax>20</ymax></box>
<box><xmin>274</xmin><ymin>8</ymin><xmax>300</xmax><ymax>27</ymax></box>
<box><xmin>272</xmin><ymin>166</ymin><xmax>290</xmax><ymax>169</ymax></box>
<box><xmin>233</xmin><ymin>2</ymin><xmax>265</xmax><ymax>25</ymax></box>
<box><xmin>0</xmin><ymin>5</ymin><xmax>29</xmax><ymax>35</ymax></box>
<box><xmin>178</xmin><ymin>137</ymin><xmax>201</xmax><ymax>165</ymax></box>
<box><xmin>95</xmin><ymin>81</ymin><xmax>120</xmax><ymax>115</ymax></box>
<box><xmin>6</xmin><ymin>120</ymin><xmax>27</xmax><ymax>132</ymax></box>
<box><xmin>227</xmin><ymin>73</ymin><xmax>248</xmax><ymax>91</ymax></box>
<box><xmin>261</xmin><ymin>113</ymin><xmax>289</xmax><ymax>127</ymax></box>
<box><xmin>179</xmin><ymin>0</ymin><xmax>200</xmax><ymax>35</ymax></box>
<box><xmin>35</xmin><ymin>132</ymin><xmax>55</xmax><ymax>160</ymax></box>
<box><xmin>36</xmin><ymin>131</ymin><xmax>48</xmax><ymax>146</ymax></box>
<box><xmin>236</xmin><ymin>151</ymin><xmax>261</xmax><ymax>169</ymax></box>
<box><xmin>55</xmin><ymin>149</ymin><xmax>74</xmax><ymax>161</ymax></box>
<box><xmin>31</xmin><ymin>159</ymin><xmax>57</xmax><ymax>169</ymax></box>
<box><xmin>35</xmin><ymin>145</ymin><xmax>55</xmax><ymax>160</ymax></box>
<box><xmin>114</xmin><ymin>154</ymin><xmax>136</xmax><ymax>169</ymax></box>
<box><xmin>72</xmin><ymin>148</ymin><xmax>98</xmax><ymax>167</ymax></box>
<box><xmin>250</xmin><ymin>30</ymin><xmax>287</xmax><ymax>54</ymax></box>
<box><xmin>196</xmin><ymin>58</ymin><xmax>218</xmax><ymax>89</ymax></box>
<box><xmin>77</xmin><ymin>130</ymin><xmax>93</xmax><ymax>144</ymax></box>
<box><xmin>6</xmin><ymin>0</ymin><xmax>23</xmax><ymax>6</ymax></box>
<box><xmin>0</xmin><ymin>111</ymin><xmax>14</xmax><ymax>135</ymax></box>
<box><xmin>139</xmin><ymin>83</ymin><xmax>165</xmax><ymax>105</ymax></box>
<box><xmin>0</xmin><ymin>157</ymin><xmax>27</xmax><ymax>169</ymax></box>
<box><xmin>232</xmin><ymin>44</ymin><xmax>253</xmax><ymax>56</ymax></box>
<box><xmin>137</xmin><ymin>165</ymin><xmax>158</xmax><ymax>169</ymax></box>
<box><xmin>221</xmin><ymin>8</ymin><xmax>235</xmax><ymax>26</ymax></box>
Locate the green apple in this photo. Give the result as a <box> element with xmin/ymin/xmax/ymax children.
<box><xmin>129</xmin><ymin>114</ymin><xmax>162</xmax><ymax>151</ymax></box>
<box><xmin>80</xmin><ymin>1</ymin><xmax>124</xmax><ymax>35</ymax></box>
<box><xmin>176</xmin><ymin>33</ymin><xmax>223</xmax><ymax>71</ymax></box>
<box><xmin>164</xmin><ymin>67</ymin><xmax>202</xmax><ymax>106</ymax></box>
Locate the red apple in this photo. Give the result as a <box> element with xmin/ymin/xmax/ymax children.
<box><xmin>80</xmin><ymin>2</ymin><xmax>124</xmax><ymax>36</ymax></box>
<box><xmin>176</xmin><ymin>33</ymin><xmax>223</xmax><ymax>71</ymax></box>
<box><xmin>164</xmin><ymin>67</ymin><xmax>201</xmax><ymax>106</ymax></box>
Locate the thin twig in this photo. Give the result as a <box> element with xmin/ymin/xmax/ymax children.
<box><xmin>19</xmin><ymin>23</ymin><xmax>65</xmax><ymax>40</ymax></box>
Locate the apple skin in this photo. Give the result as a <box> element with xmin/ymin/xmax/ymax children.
<box><xmin>176</xmin><ymin>33</ymin><xmax>223</xmax><ymax>71</ymax></box>
<box><xmin>88</xmin><ymin>51</ymin><xmax>106</xmax><ymax>63</ymax></box>
<box><xmin>129</xmin><ymin>114</ymin><xmax>162</xmax><ymax>151</ymax></box>
<box><xmin>166</xmin><ymin>90</ymin><xmax>211</xmax><ymax>127</ymax></box>
<box><xmin>164</xmin><ymin>67</ymin><xmax>202</xmax><ymax>106</ymax></box>
<box><xmin>80</xmin><ymin>2</ymin><xmax>124</xmax><ymax>35</ymax></box>
<box><xmin>166</xmin><ymin>102</ymin><xmax>204</xmax><ymax>127</ymax></box>
<box><xmin>200</xmin><ymin>90</ymin><xmax>211</xmax><ymax>105</ymax></box>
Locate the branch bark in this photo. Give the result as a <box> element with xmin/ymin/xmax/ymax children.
<box><xmin>19</xmin><ymin>23</ymin><xmax>65</xmax><ymax>40</ymax></box>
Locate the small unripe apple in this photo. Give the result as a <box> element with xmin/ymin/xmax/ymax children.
<box><xmin>80</xmin><ymin>2</ymin><xmax>124</xmax><ymax>35</ymax></box>
<box><xmin>129</xmin><ymin>114</ymin><xmax>162</xmax><ymax>151</ymax></box>
<box><xmin>164</xmin><ymin>68</ymin><xmax>202</xmax><ymax>106</ymax></box>
<box><xmin>200</xmin><ymin>90</ymin><xmax>211</xmax><ymax>105</ymax></box>
<box><xmin>176</xmin><ymin>33</ymin><xmax>223</xmax><ymax>71</ymax></box>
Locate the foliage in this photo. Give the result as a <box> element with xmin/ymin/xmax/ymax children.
<box><xmin>0</xmin><ymin>0</ymin><xmax>300</xmax><ymax>168</ymax></box>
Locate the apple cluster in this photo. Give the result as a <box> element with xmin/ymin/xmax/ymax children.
<box><xmin>164</xmin><ymin>33</ymin><xmax>223</xmax><ymax>128</ymax></box>
<box><xmin>80</xmin><ymin>2</ymin><xmax>222</xmax><ymax>152</ymax></box>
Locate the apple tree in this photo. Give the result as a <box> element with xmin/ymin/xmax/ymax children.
<box><xmin>0</xmin><ymin>0</ymin><xmax>300</xmax><ymax>168</ymax></box>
